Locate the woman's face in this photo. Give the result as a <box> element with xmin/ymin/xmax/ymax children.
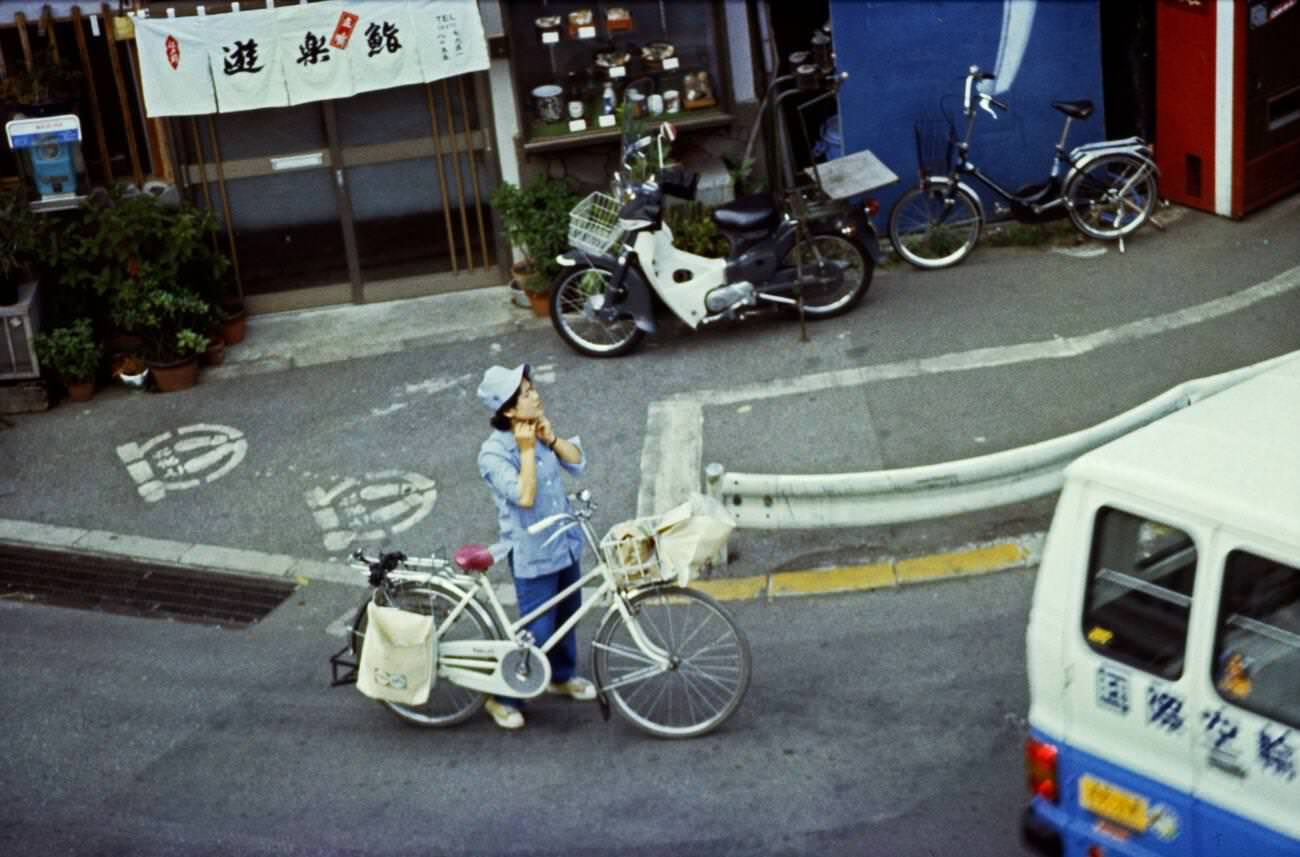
<box><xmin>506</xmin><ymin>378</ymin><xmax>544</xmax><ymax>422</ymax></box>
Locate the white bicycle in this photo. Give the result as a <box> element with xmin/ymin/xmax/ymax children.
<box><xmin>330</xmin><ymin>490</ymin><xmax>751</xmax><ymax>739</ymax></box>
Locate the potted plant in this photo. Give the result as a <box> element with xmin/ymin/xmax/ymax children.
<box><xmin>34</xmin><ymin>318</ymin><xmax>101</xmax><ymax>402</ymax></box>
<box><xmin>490</xmin><ymin>175</ymin><xmax>579</xmax><ymax>317</ymax></box>
<box><xmin>51</xmin><ymin>189</ymin><xmax>223</xmax><ymax>391</ymax></box>
<box><xmin>0</xmin><ymin>185</ymin><xmax>40</xmax><ymax>306</ymax></box>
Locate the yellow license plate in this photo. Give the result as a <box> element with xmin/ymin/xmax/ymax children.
<box><xmin>1079</xmin><ymin>774</ymin><xmax>1150</xmax><ymax>833</ymax></box>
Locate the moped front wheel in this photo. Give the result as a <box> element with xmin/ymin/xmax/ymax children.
<box><xmin>1064</xmin><ymin>154</ymin><xmax>1157</xmax><ymax>241</ymax></box>
<box><xmin>352</xmin><ymin>583</ymin><xmax>500</xmax><ymax>727</ymax></box>
<box><xmin>550</xmin><ymin>262</ymin><xmax>645</xmax><ymax>358</ymax></box>
<box><xmin>888</xmin><ymin>184</ymin><xmax>982</xmax><ymax>269</ymax></box>
<box><xmin>786</xmin><ymin>232</ymin><xmax>873</xmax><ymax>318</ymax></box>
<box><xmin>593</xmin><ymin>586</ymin><xmax>751</xmax><ymax>739</ymax></box>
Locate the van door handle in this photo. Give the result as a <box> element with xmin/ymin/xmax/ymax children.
<box><xmin>1208</xmin><ymin>754</ymin><xmax>1247</xmax><ymax>778</ymax></box>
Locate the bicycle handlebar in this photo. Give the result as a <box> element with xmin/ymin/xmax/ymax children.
<box><xmin>963</xmin><ymin>67</ymin><xmax>1007</xmax><ymax>117</ymax></box>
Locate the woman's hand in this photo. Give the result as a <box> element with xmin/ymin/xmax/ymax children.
<box><xmin>536</xmin><ymin>417</ymin><xmax>557</xmax><ymax>447</ymax></box>
<box><xmin>513</xmin><ymin>419</ymin><xmax>537</xmax><ymax>451</ymax></box>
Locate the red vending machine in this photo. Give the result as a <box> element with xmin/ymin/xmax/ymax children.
<box><xmin>1155</xmin><ymin>0</ymin><xmax>1300</xmax><ymax>217</ymax></box>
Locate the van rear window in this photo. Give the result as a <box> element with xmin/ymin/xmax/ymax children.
<box><xmin>1082</xmin><ymin>507</ymin><xmax>1196</xmax><ymax>680</ymax></box>
<box><xmin>1213</xmin><ymin>550</ymin><xmax>1300</xmax><ymax>730</ymax></box>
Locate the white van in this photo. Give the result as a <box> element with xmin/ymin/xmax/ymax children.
<box><xmin>1022</xmin><ymin>354</ymin><xmax>1300</xmax><ymax>857</ymax></box>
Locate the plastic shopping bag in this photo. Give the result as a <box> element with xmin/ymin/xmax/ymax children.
<box><xmin>655</xmin><ymin>494</ymin><xmax>735</xmax><ymax>584</ymax></box>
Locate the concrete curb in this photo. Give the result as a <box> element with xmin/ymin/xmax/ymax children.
<box><xmin>0</xmin><ymin>517</ymin><xmax>1044</xmax><ymax>609</ymax></box>
<box><xmin>693</xmin><ymin>532</ymin><xmax>1045</xmax><ymax>602</ymax></box>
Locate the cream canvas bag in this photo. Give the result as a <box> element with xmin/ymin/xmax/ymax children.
<box><xmin>356</xmin><ymin>600</ymin><xmax>435</xmax><ymax>705</ymax></box>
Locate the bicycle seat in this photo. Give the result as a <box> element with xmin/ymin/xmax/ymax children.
<box><xmin>1052</xmin><ymin>100</ymin><xmax>1094</xmax><ymax>120</ymax></box>
<box><xmin>712</xmin><ymin>193</ymin><xmax>780</xmax><ymax>232</ymax></box>
<box><xmin>453</xmin><ymin>544</ymin><xmax>494</xmax><ymax>573</ymax></box>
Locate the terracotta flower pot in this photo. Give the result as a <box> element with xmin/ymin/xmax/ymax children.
<box><xmin>65</xmin><ymin>380</ymin><xmax>95</xmax><ymax>402</ymax></box>
<box><xmin>148</xmin><ymin>357</ymin><xmax>199</xmax><ymax>393</ymax></box>
<box><xmin>201</xmin><ymin>338</ymin><xmax>226</xmax><ymax>367</ymax></box>
<box><xmin>526</xmin><ymin>288</ymin><xmax>551</xmax><ymax>318</ymax></box>
<box><xmin>221</xmin><ymin>304</ymin><xmax>247</xmax><ymax>345</ymax></box>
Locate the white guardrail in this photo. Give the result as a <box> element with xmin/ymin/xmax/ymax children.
<box><xmin>704</xmin><ymin>352</ymin><xmax>1300</xmax><ymax>530</ymax></box>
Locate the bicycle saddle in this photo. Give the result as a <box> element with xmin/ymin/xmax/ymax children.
<box><xmin>1051</xmin><ymin>100</ymin><xmax>1094</xmax><ymax>120</ymax></box>
<box><xmin>453</xmin><ymin>544</ymin><xmax>494</xmax><ymax>573</ymax></box>
<box><xmin>712</xmin><ymin>193</ymin><xmax>780</xmax><ymax>232</ymax></box>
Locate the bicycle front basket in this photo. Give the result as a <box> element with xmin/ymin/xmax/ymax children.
<box><xmin>913</xmin><ymin>118</ymin><xmax>957</xmax><ymax>179</ymax></box>
<box><xmin>569</xmin><ymin>191</ymin><xmax>626</xmax><ymax>256</ymax></box>
<box><xmin>600</xmin><ymin>517</ymin><xmax>672</xmax><ymax>587</ymax></box>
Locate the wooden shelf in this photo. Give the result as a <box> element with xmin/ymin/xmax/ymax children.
<box><xmin>522</xmin><ymin>109</ymin><xmax>733</xmax><ymax>154</ymax></box>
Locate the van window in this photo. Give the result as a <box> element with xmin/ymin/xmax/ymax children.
<box><xmin>1213</xmin><ymin>550</ymin><xmax>1300</xmax><ymax>729</ymax></box>
<box><xmin>1082</xmin><ymin>507</ymin><xmax>1196</xmax><ymax>680</ymax></box>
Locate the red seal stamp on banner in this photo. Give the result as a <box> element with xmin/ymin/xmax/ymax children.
<box><xmin>165</xmin><ymin>35</ymin><xmax>180</xmax><ymax>70</ymax></box>
<box><xmin>330</xmin><ymin>11</ymin><xmax>360</xmax><ymax>49</ymax></box>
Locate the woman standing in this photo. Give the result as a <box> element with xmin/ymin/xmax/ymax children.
<box><xmin>476</xmin><ymin>363</ymin><xmax>597</xmax><ymax>730</ymax></box>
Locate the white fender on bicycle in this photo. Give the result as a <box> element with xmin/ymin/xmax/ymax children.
<box><xmin>1066</xmin><ymin>145</ymin><xmax>1159</xmax><ymax>181</ymax></box>
<box><xmin>1062</xmin><ymin>149</ymin><xmax>1160</xmax><ymax>198</ymax></box>
<box><xmin>920</xmin><ymin>175</ymin><xmax>988</xmax><ymax>223</ymax></box>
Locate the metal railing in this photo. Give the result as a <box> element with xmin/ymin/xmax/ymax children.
<box><xmin>705</xmin><ymin>352</ymin><xmax>1300</xmax><ymax>530</ymax></box>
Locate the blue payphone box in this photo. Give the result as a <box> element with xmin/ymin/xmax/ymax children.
<box><xmin>5</xmin><ymin>114</ymin><xmax>88</xmax><ymax>212</ymax></box>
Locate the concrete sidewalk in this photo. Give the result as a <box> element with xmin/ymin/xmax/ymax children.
<box><xmin>207</xmin><ymin>285</ymin><xmax>550</xmax><ymax>381</ymax></box>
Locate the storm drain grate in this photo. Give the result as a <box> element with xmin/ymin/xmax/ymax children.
<box><xmin>0</xmin><ymin>544</ymin><xmax>297</xmax><ymax>628</ymax></box>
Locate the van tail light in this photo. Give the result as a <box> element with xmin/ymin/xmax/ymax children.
<box><xmin>1026</xmin><ymin>736</ymin><xmax>1060</xmax><ymax>803</ymax></box>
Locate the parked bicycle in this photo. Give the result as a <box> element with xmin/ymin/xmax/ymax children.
<box><xmin>888</xmin><ymin>65</ymin><xmax>1160</xmax><ymax>270</ymax></box>
<box><xmin>330</xmin><ymin>489</ymin><xmax>750</xmax><ymax>739</ymax></box>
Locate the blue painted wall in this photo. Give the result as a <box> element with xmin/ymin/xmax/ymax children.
<box><xmin>829</xmin><ymin>0</ymin><xmax>1106</xmax><ymax>218</ymax></box>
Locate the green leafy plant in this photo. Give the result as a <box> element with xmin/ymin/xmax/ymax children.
<box><xmin>45</xmin><ymin>190</ymin><xmax>225</xmax><ymax>361</ymax></box>
<box><xmin>490</xmin><ymin>176</ymin><xmax>579</xmax><ymax>293</ymax></box>
<box><xmin>0</xmin><ymin>185</ymin><xmax>40</xmax><ymax>285</ymax></box>
<box><xmin>721</xmin><ymin>152</ymin><xmax>765</xmax><ymax>196</ymax></box>
<box><xmin>664</xmin><ymin>202</ymin><xmax>730</xmax><ymax>258</ymax></box>
<box><xmin>174</xmin><ymin>328</ymin><xmax>210</xmax><ymax>358</ymax></box>
<box><xmin>34</xmin><ymin>318</ymin><xmax>100</xmax><ymax>384</ymax></box>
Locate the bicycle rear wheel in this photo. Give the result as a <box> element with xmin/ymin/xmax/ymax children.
<box><xmin>353</xmin><ymin>583</ymin><xmax>499</xmax><ymax>727</ymax></box>
<box><xmin>592</xmin><ymin>586</ymin><xmax>751</xmax><ymax>739</ymax></box>
<box><xmin>1065</xmin><ymin>154</ymin><xmax>1157</xmax><ymax>240</ymax></box>
<box><xmin>888</xmin><ymin>183</ymin><xmax>982</xmax><ymax>269</ymax></box>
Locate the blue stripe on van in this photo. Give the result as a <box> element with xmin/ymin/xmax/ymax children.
<box><xmin>1028</xmin><ymin>727</ymin><xmax>1300</xmax><ymax>856</ymax></box>
<box><xmin>1028</xmin><ymin>727</ymin><xmax>1196</xmax><ymax>857</ymax></box>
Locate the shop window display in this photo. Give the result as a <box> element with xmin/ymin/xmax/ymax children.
<box><xmin>504</xmin><ymin>1</ymin><xmax>733</xmax><ymax>152</ymax></box>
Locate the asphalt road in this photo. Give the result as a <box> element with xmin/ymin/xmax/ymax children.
<box><xmin>0</xmin><ymin>566</ymin><xmax>1036</xmax><ymax>857</ymax></box>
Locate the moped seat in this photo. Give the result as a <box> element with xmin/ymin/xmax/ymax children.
<box><xmin>453</xmin><ymin>544</ymin><xmax>494</xmax><ymax>573</ymax></box>
<box><xmin>1051</xmin><ymin>100</ymin><xmax>1094</xmax><ymax>120</ymax></box>
<box><xmin>712</xmin><ymin>193</ymin><xmax>780</xmax><ymax>232</ymax></box>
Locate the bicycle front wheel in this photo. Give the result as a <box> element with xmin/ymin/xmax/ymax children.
<box><xmin>593</xmin><ymin>586</ymin><xmax>751</xmax><ymax>739</ymax></box>
<box><xmin>550</xmin><ymin>262</ymin><xmax>645</xmax><ymax>358</ymax></box>
<box><xmin>888</xmin><ymin>183</ymin><xmax>982</xmax><ymax>269</ymax></box>
<box><xmin>353</xmin><ymin>583</ymin><xmax>500</xmax><ymax>727</ymax></box>
<box><xmin>1065</xmin><ymin>154</ymin><xmax>1157</xmax><ymax>240</ymax></box>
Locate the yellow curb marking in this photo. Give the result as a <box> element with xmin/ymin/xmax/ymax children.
<box><xmin>895</xmin><ymin>542</ymin><xmax>1028</xmax><ymax>584</ymax></box>
<box><xmin>770</xmin><ymin>562</ymin><xmax>895</xmax><ymax>597</ymax></box>
<box><xmin>693</xmin><ymin>576</ymin><xmax>769</xmax><ymax>602</ymax></box>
